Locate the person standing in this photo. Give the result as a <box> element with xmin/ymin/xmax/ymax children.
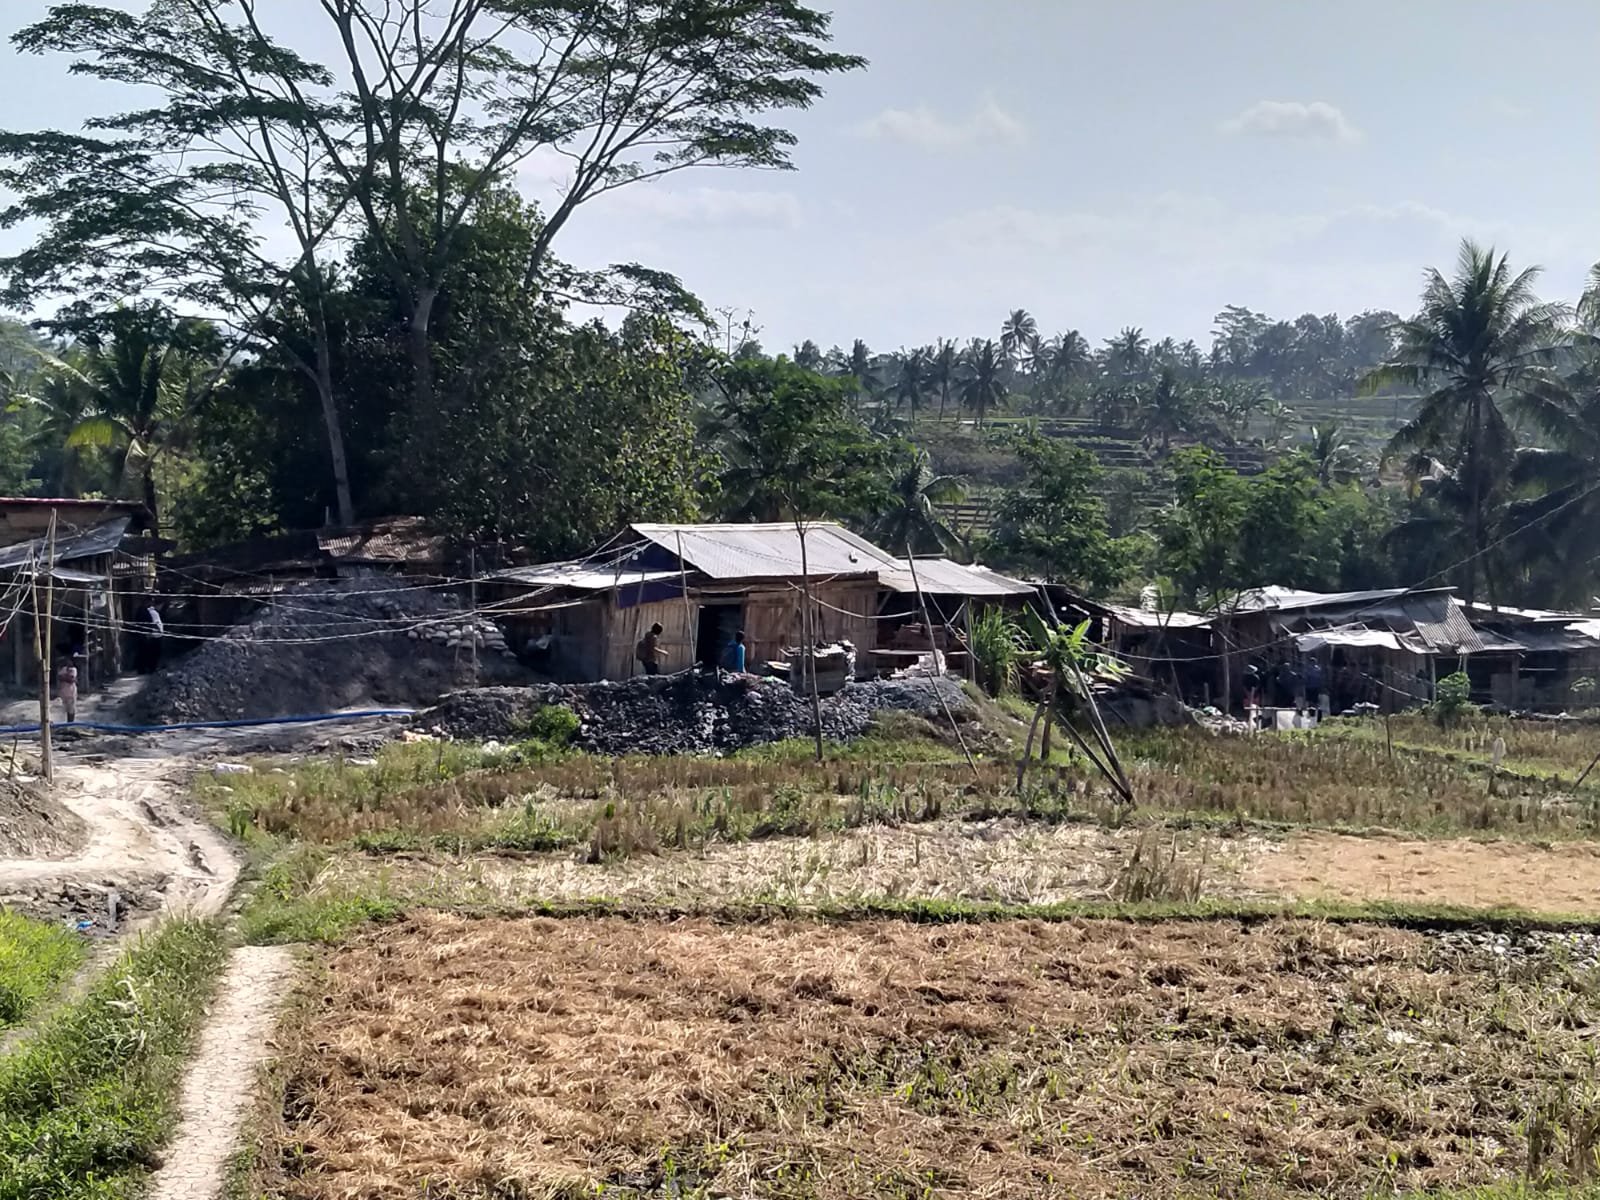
<box><xmin>56</xmin><ymin>657</ymin><xmax>78</xmax><ymax>724</ymax></box>
<box><xmin>636</xmin><ymin>622</ymin><xmax>667</xmax><ymax>676</ymax></box>
<box><xmin>138</xmin><ymin>598</ymin><xmax>164</xmax><ymax>673</ymax></box>
<box><xmin>724</xmin><ymin>630</ymin><xmax>747</xmax><ymax>674</ymax></box>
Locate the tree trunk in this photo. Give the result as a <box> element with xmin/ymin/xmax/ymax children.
<box><xmin>311</xmin><ymin>293</ymin><xmax>355</xmax><ymax>527</ymax></box>
<box><xmin>142</xmin><ymin>463</ymin><xmax>159</xmax><ymax>538</ymax></box>
<box><xmin>408</xmin><ymin>287</ymin><xmax>439</xmax><ymax>416</ymax></box>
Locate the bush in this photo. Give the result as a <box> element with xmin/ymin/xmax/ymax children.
<box><xmin>1431</xmin><ymin>670</ymin><xmax>1475</xmax><ymax>725</ymax></box>
<box><xmin>970</xmin><ymin>607</ymin><xmax>1024</xmax><ymax>697</ymax></box>
<box><xmin>512</xmin><ymin>703</ymin><xmax>580</xmax><ymax>749</ymax></box>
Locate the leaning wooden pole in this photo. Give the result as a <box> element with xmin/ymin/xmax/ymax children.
<box><xmin>33</xmin><ymin>510</ymin><xmax>57</xmax><ymax>782</ymax></box>
<box><xmin>796</xmin><ymin>520</ymin><xmax>824</xmax><ymax>762</ymax></box>
<box><xmin>906</xmin><ymin>546</ymin><xmax>978</xmax><ymax>778</ymax></box>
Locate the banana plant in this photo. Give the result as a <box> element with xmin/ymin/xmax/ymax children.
<box><xmin>1016</xmin><ymin>610</ymin><xmax>1134</xmax><ymax>804</ymax></box>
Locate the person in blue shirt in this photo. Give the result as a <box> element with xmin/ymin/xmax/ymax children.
<box><xmin>724</xmin><ymin>630</ymin><xmax>747</xmax><ymax>673</ymax></box>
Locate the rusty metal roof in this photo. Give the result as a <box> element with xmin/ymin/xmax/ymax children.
<box><xmin>316</xmin><ymin>517</ymin><xmax>450</xmax><ymax>564</ymax></box>
<box><xmin>630</xmin><ymin>522</ymin><xmax>900</xmax><ymax>581</ymax></box>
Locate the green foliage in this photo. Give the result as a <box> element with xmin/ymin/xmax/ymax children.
<box><xmin>0</xmin><ymin>919</ymin><xmax>226</xmax><ymax>1200</ymax></box>
<box><xmin>1432</xmin><ymin>671</ymin><xmax>1475</xmax><ymax>725</ymax></box>
<box><xmin>1155</xmin><ymin>446</ymin><xmax>1399</xmax><ymax>602</ymax></box>
<box><xmin>968</xmin><ymin>607</ymin><xmax>1024</xmax><ymax>697</ymax></box>
<box><xmin>0</xmin><ymin>910</ymin><xmax>86</xmax><ymax>1029</ymax></box>
<box><xmin>707</xmin><ymin>357</ymin><xmax>889</xmax><ymax>523</ymax></box>
<box><xmin>510</xmin><ymin>703</ymin><xmax>581</xmax><ymax>753</ymax></box>
<box><xmin>990</xmin><ymin>425</ymin><xmax>1137</xmax><ymax>590</ymax></box>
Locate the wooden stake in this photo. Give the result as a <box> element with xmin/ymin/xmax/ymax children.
<box><xmin>675</xmin><ymin>531</ymin><xmax>696</xmax><ymax>671</ymax></box>
<box><xmin>796</xmin><ymin>519</ymin><xmax>824</xmax><ymax>762</ymax></box>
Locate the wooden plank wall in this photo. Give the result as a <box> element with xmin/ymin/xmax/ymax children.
<box><xmin>602</xmin><ymin>596</ymin><xmax>695</xmax><ymax>681</ymax></box>
<box><xmin>741</xmin><ymin>581</ymin><xmax>877</xmax><ymax>671</ymax></box>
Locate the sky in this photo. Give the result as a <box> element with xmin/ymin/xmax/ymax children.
<box><xmin>1</xmin><ymin>0</ymin><xmax>1597</xmax><ymax>355</ymax></box>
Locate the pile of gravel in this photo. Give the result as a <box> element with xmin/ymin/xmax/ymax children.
<box><xmin>414</xmin><ymin>672</ymin><xmax>973</xmax><ymax>756</ymax></box>
<box><xmin>128</xmin><ymin>581</ymin><xmax>526</xmax><ymax>724</ymax></box>
<box><xmin>1435</xmin><ymin>928</ymin><xmax>1600</xmax><ymax>971</ymax></box>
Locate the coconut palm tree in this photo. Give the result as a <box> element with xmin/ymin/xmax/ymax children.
<box><xmin>892</xmin><ymin>348</ymin><xmax>929</xmax><ymax>423</ymax></box>
<box><xmin>959</xmin><ymin>338</ymin><xmax>1008</xmax><ymax>427</ymax></box>
<box><xmin>874</xmin><ymin>447</ymin><xmax>966</xmax><ymax>555</ymax></box>
<box><xmin>929</xmin><ymin>339</ymin><xmax>959</xmax><ymax>422</ymax></box>
<box><xmin>1105</xmin><ymin>326</ymin><xmax>1149</xmax><ymax>381</ymax></box>
<box><xmin>1361</xmin><ymin>239</ymin><xmax>1571</xmax><ymax>605</ymax></box>
<box><xmin>1001</xmin><ymin>308</ymin><xmax>1037</xmax><ymax>364</ymax></box>
<box><xmin>26</xmin><ymin>314</ymin><xmax>209</xmax><ymax>529</ymax></box>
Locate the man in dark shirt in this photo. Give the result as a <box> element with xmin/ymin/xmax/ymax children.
<box><xmin>638</xmin><ymin>623</ymin><xmax>666</xmax><ymax>676</ymax></box>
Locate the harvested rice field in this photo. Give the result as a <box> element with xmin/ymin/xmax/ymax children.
<box><xmin>263</xmin><ymin>912</ymin><xmax>1600</xmax><ymax>1199</ymax></box>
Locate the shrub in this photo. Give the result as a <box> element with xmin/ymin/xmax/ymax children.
<box><xmin>1431</xmin><ymin>671</ymin><xmax>1475</xmax><ymax>726</ymax></box>
<box><xmin>969</xmin><ymin>607</ymin><xmax>1024</xmax><ymax>696</ymax></box>
<box><xmin>512</xmin><ymin>703</ymin><xmax>580</xmax><ymax>749</ymax></box>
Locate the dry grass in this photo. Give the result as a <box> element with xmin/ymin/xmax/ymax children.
<box><xmin>260</xmin><ymin>913</ymin><xmax>1600</xmax><ymax>1199</ymax></box>
<box><xmin>260</xmin><ymin>818</ymin><xmax>1247</xmax><ymax>923</ymax></box>
<box><xmin>1127</xmin><ymin>728</ymin><xmax>1600</xmax><ymax>837</ymax></box>
<box><xmin>1326</xmin><ymin>715</ymin><xmax>1600</xmax><ymax>779</ymax></box>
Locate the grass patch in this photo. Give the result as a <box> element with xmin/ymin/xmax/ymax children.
<box><xmin>0</xmin><ymin>909</ymin><xmax>86</xmax><ymax>1030</ymax></box>
<box><xmin>0</xmin><ymin>918</ymin><xmax>228</xmax><ymax>1200</ymax></box>
<box><xmin>259</xmin><ymin>912</ymin><xmax>1600</xmax><ymax>1198</ymax></box>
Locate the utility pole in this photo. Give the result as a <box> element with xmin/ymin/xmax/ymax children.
<box><xmin>32</xmin><ymin>510</ymin><xmax>57</xmax><ymax>782</ymax></box>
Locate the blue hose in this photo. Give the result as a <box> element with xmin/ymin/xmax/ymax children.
<box><xmin>0</xmin><ymin>709</ymin><xmax>415</xmax><ymax>737</ymax></box>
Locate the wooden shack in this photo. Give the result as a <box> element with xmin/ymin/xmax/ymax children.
<box><xmin>488</xmin><ymin>522</ymin><xmax>900</xmax><ymax>683</ymax></box>
<box><xmin>0</xmin><ymin>506</ymin><xmax>153</xmax><ymax>691</ymax></box>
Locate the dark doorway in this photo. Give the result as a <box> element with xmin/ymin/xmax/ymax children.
<box><xmin>696</xmin><ymin>603</ymin><xmax>743</xmax><ymax>668</ymax></box>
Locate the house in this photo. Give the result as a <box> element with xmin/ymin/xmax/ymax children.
<box><xmin>1462</xmin><ymin>603</ymin><xmax>1600</xmax><ymax>710</ymax></box>
<box><xmin>0</xmin><ymin>499</ymin><xmax>155</xmax><ymax>690</ymax></box>
<box><xmin>487</xmin><ymin>522</ymin><xmax>1034</xmax><ymax>683</ymax></box>
<box><xmin>1214</xmin><ymin>586</ymin><xmax>1495</xmax><ymax>712</ymax></box>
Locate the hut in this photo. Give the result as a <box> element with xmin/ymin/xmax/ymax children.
<box><xmin>486</xmin><ymin>523</ymin><xmax>1035</xmax><ymax>684</ymax></box>
<box><xmin>0</xmin><ymin>500</ymin><xmax>154</xmax><ymax>691</ymax></box>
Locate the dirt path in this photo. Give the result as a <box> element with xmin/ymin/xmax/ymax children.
<box><xmin>147</xmin><ymin>945</ymin><xmax>296</xmax><ymax>1200</ymax></box>
<box><xmin>1248</xmin><ymin>831</ymin><xmax>1600</xmax><ymax>914</ymax></box>
<box><xmin>0</xmin><ymin>752</ymin><xmax>237</xmax><ymax>924</ymax></box>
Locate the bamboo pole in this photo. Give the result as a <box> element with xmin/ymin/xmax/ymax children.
<box><xmin>797</xmin><ymin>520</ymin><xmax>824</xmax><ymax>762</ymax></box>
<box><xmin>675</xmin><ymin>532</ymin><xmax>697</xmax><ymax>671</ymax></box>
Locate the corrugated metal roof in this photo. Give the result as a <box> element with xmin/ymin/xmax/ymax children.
<box><xmin>1230</xmin><ymin>585</ymin><xmax>1411</xmax><ymax>614</ymax></box>
<box><xmin>1105</xmin><ymin>605</ymin><xmax>1211</xmax><ymax>630</ymax></box>
<box><xmin>1295</xmin><ymin>629</ymin><xmax>1412</xmax><ymax>652</ymax></box>
<box><xmin>878</xmin><ymin>558</ymin><xmax>1035</xmax><ymax>596</ymax></box>
<box><xmin>492</xmin><ymin>562</ymin><xmax>682</xmax><ymax>591</ymax></box>
<box><xmin>0</xmin><ymin>517</ymin><xmax>131</xmax><ymax>571</ymax></box>
<box><xmin>316</xmin><ymin>517</ymin><xmax>450</xmax><ymax>564</ymax></box>
<box><xmin>630</xmin><ymin>522</ymin><xmax>900</xmax><ymax>581</ymax></box>
<box><xmin>1506</xmin><ymin>628</ymin><xmax>1600</xmax><ymax>653</ymax></box>
<box><xmin>1465</xmin><ymin>601</ymin><xmax>1583</xmax><ymax>625</ymax></box>
<box><xmin>1393</xmin><ymin>593</ymin><xmax>1485</xmax><ymax>654</ymax></box>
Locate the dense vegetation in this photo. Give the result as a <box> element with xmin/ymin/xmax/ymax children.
<box><xmin>0</xmin><ymin>4</ymin><xmax>1595</xmax><ymax>608</ymax></box>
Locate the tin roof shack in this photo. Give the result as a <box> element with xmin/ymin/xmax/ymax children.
<box><xmin>1214</xmin><ymin>587</ymin><xmax>1492</xmax><ymax>714</ymax></box>
<box><xmin>0</xmin><ymin>508</ymin><xmax>153</xmax><ymax>692</ymax></box>
<box><xmin>489</xmin><ymin>522</ymin><xmax>901</xmax><ymax>684</ymax></box>
<box><xmin>874</xmin><ymin>558</ymin><xmax>1036</xmax><ymax>678</ymax></box>
<box><xmin>1464</xmin><ymin>604</ymin><xmax>1600</xmax><ymax>711</ymax></box>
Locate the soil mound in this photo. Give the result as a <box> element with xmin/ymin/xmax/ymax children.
<box><xmin>0</xmin><ymin>774</ymin><xmax>87</xmax><ymax>859</ymax></box>
<box><xmin>128</xmin><ymin>581</ymin><xmax>528</xmax><ymax>724</ymax></box>
<box><xmin>415</xmin><ymin>673</ymin><xmax>975</xmax><ymax>755</ymax></box>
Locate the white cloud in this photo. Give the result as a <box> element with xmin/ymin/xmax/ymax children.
<box><xmin>1219</xmin><ymin>100</ymin><xmax>1363</xmax><ymax>145</ymax></box>
<box><xmin>852</xmin><ymin>94</ymin><xmax>1027</xmax><ymax>152</ymax></box>
<box><xmin>604</xmin><ymin>185</ymin><xmax>804</xmax><ymax>228</ymax></box>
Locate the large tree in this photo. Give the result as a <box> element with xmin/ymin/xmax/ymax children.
<box><xmin>1361</xmin><ymin>239</ymin><xmax>1570</xmax><ymax>605</ymax></box>
<box><xmin>1</xmin><ymin>0</ymin><xmax>863</xmax><ymax>521</ymax></box>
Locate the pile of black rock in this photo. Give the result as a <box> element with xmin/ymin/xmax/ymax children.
<box><xmin>413</xmin><ymin>671</ymin><xmax>973</xmax><ymax>756</ymax></box>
